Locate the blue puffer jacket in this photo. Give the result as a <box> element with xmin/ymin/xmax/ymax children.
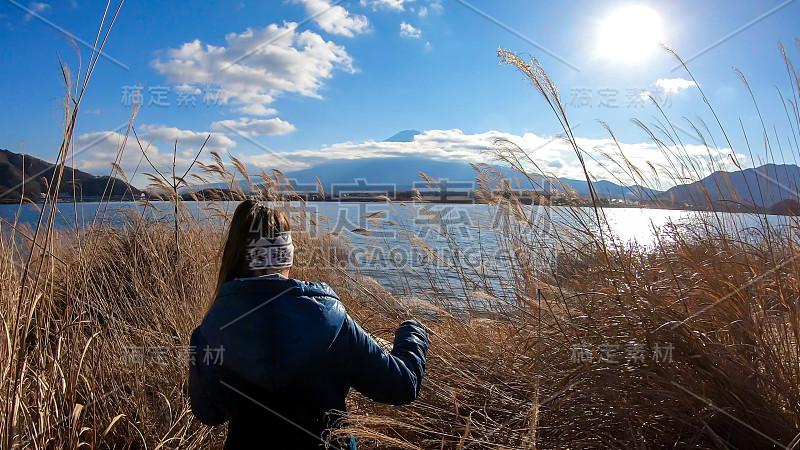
<box><xmin>189</xmin><ymin>277</ymin><xmax>429</xmax><ymax>449</ymax></box>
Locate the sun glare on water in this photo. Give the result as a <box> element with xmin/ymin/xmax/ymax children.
<box><xmin>597</xmin><ymin>5</ymin><xmax>664</xmax><ymax>62</ymax></box>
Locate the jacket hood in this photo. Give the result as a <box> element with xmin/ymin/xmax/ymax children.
<box><xmin>196</xmin><ymin>277</ymin><xmax>346</xmax><ymax>391</ymax></box>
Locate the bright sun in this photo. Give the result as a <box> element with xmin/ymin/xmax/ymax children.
<box><xmin>597</xmin><ymin>5</ymin><xmax>663</xmax><ymax>62</ymax></box>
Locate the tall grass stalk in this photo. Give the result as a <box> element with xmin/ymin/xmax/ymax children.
<box><xmin>1</xmin><ymin>14</ymin><xmax>800</xmax><ymax>449</ymax></box>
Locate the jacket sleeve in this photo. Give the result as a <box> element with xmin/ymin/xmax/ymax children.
<box><xmin>347</xmin><ymin>317</ymin><xmax>429</xmax><ymax>405</ymax></box>
<box><xmin>188</xmin><ymin>328</ymin><xmax>227</xmax><ymax>426</ymax></box>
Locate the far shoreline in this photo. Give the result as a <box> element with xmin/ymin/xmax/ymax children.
<box><xmin>1</xmin><ymin>195</ymin><xmax>797</xmax><ymax>217</ymax></box>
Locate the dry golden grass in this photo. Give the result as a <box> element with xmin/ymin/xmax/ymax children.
<box><xmin>2</xmin><ymin>178</ymin><xmax>798</xmax><ymax>449</ymax></box>
<box><xmin>1</xmin><ymin>5</ymin><xmax>799</xmax><ymax>447</ymax></box>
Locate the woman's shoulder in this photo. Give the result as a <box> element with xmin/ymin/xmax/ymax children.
<box><xmin>291</xmin><ymin>279</ymin><xmax>339</xmax><ymax>300</ymax></box>
<box><xmin>217</xmin><ymin>277</ymin><xmax>339</xmax><ymax>300</ymax></box>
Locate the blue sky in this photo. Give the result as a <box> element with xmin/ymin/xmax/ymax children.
<box><xmin>1</xmin><ymin>0</ymin><xmax>799</xmax><ymax>186</ymax></box>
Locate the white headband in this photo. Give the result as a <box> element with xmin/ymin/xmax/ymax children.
<box><xmin>245</xmin><ymin>231</ymin><xmax>294</xmax><ymax>270</ymax></box>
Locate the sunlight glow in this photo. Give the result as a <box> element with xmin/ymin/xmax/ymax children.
<box><xmin>597</xmin><ymin>5</ymin><xmax>664</xmax><ymax>62</ymax></box>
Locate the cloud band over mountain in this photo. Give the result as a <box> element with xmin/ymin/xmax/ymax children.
<box><xmin>72</xmin><ymin>127</ymin><xmax>740</xmax><ymax>189</ymax></box>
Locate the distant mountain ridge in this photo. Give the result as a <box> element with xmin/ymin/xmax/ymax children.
<box><xmin>283</xmin><ymin>157</ymin><xmax>478</xmax><ymax>192</ymax></box>
<box><xmin>663</xmin><ymin>163</ymin><xmax>800</xmax><ymax>208</ymax></box>
<box><xmin>383</xmin><ymin>130</ymin><xmax>423</xmax><ymax>142</ymax></box>
<box><xmin>279</xmin><ymin>158</ymin><xmax>664</xmax><ymax>199</ymax></box>
<box><xmin>0</xmin><ymin>148</ymin><xmax>142</xmax><ymax>202</ymax></box>
<box><xmin>560</xmin><ymin>178</ymin><xmax>662</xmax><ymax>201</ymax></box>
<box><xmin>6</xmin><ymin>130</ymin><xmax>800</xmax><ymax>212</ymax></box>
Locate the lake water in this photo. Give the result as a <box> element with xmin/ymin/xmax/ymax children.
<box><xmin>1</xmin><ymin>201</ymin><xmax>794</xmax><ymax>305</ymax></box>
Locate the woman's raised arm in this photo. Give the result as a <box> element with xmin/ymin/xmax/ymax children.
<box><xmin>347</xmin><ymin>317</ymin><xmax>429</xmax><ymax>405</ymax></box>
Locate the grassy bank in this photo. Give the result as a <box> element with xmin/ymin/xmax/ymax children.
<box><xmin>1</xmin><ymin>13</ymin><xmax>799</xmax><ymax>446</ymax></box>
<box><xmin>1</xmin><ymin>171</ymin><xmax>798</xmax><ymax>448</ymax></box>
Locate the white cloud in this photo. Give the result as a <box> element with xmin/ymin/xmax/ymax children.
<box><xmin>142</xmin><ymin>125</ymin><xmax>236</xmax><ymax>151</ymax></box>
<box><xmin>400</xmin><ymin>22</ymin><xmax>421</xmax><ymax>38</ymax></box>
<box><xmin>73</xmin><ymin>131</ymin><xmax>146</xmax><ymax>171</ymax></box>
<box><xmin>235</xmin><ymin>129</ymin><xmax>739</xmax><ymax>186</ymax></box>
<box><xmin>427</xmin><ymin>0</ymin><xmax>443</xmax><ymax>14</ymax></box>
<box><xmin>293</xmin><ymin>0</ymin><xmax>369</xmax><ymax>37</ymax></box>
<box><xmin>73</xmin><ymin>126</ymin><xmax>236</xmax><ymax>176</ymax></box>
<box><xmin>655</xmin><ymin>78</ymin><xmax>696</xmax><ymax>94</ymax></box>
<box><xmin>236</xmin><ymin>104</ymin><xmax>279</xmax><ymax>116</ymax></box>
<box><xmin>24</xmin><ymin>2</ymin><xmax>50</xmax><ymax>21</ymax></box>
<box><xmin>73</xmin><ymin>130</ymin><xmax>162</xmax><ymax>175</ymax></box>
<box><xmin>73</xmin><ymin>128</ymin><xmax>740</xmax><ymax>189</ymax></box>
<box><xmin>360</xmin><ymin>0</ymin><xmax>413</xmax><ymax>12</ymax></box>
<box><xmin>174</xmin><ymin>84</ymin><xmax>202</xmax><ymax>95</ymax></box>
<box><xmin>151</xmin><ymin>23</ymin><xmax>355</xmax><ymax>117</ymax></box>
<box><xmin>418</xmin><ymin>5</ymin><xmax>427</xmax><ymax>16</ymax></box>
<box><xmin>212</xmin><ymin>117</ymin><xmax>296</xmax><ymax>137</ymax></box>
